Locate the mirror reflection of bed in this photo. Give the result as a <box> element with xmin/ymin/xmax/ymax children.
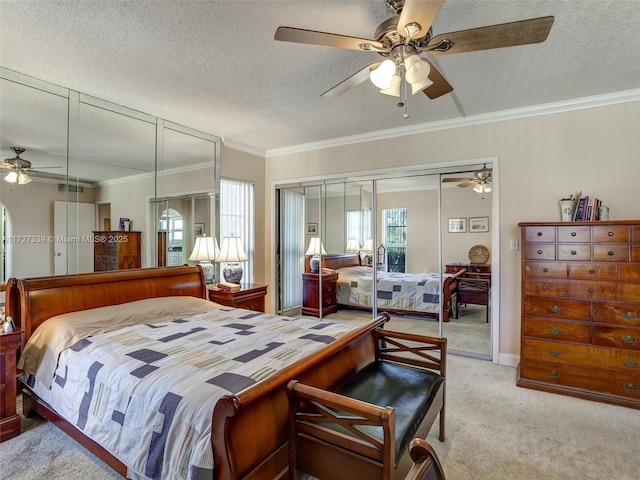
<box><xmin>314</xmin><ymin>253</ymin><xmax>491</xmax><ymax>356</ymax></box>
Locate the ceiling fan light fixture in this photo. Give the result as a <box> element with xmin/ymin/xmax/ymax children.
<box><xmin>18</xmin><ymin>171</ymin><xmax>32</xmax><ymax>185</ymax></box>
<box><xmin>483</xmin><ymin>183</ymin><xmax>492</xmax><ymax>193</ymax></box>
<box><xmin>379</xmin><ymin>73</ymin><xmax>402</xmax><ymax>96</ymax></box>
<box><xmin>369</xmin><ymin>59</ymin><xmax>396</xmax><ymax>89</ymax></box>
<box><xmin>473</xmin><ymin>183</ymin><xmax>483</xmax><ymax>193</ymax></box>
<box><xmin>409</xmin><ymin>75</ymin><xmax>433</xmax><ymax>94</ymax></box>
<box><xmin>4</xmin><ymin>171</ymin><xmax>18</xmax><ymax>184</ymax></box>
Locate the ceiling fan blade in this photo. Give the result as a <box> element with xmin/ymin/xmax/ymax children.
<box><xmin>398</xmin><ymin>0</ymin><xmax>444</xmax><ymax>40</ymax></box>
<box><xmin>322</xmin><ymin>62</ymin><xmax>381</xmax><ymax>98</ymax></box>
<box><xmin>420</xmin><ymin>58</ymin><xmax>453</xmax><ymax>99</ymax></box>
<box><xmin>442</xmin><ymin>177</ymin><xmax>473</xmax><ymax>182</ymax></box>
<box><xmin>428</xmin><ymin>16</ymin><xmax>554</xmax><ymax>55</ymax></box>
<box><xmin>275</xmin><ymin>26</ymin><xmax>383</xmax><ymax>51</ymax></box>
<box><xmin>0</xmin><ymin>162</ymin><xmax>13</xmax><ymax>169</ymax></box>
<box><xmin>457</xmin><ymin>180</ymin><xmax>477</xmax><ymax>188</ymax></box>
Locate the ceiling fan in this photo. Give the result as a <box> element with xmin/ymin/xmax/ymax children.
<box><xmin>1</xmin><ymin>147</ymin><xmax>60</xmax><ymax>185</ymax></box>
<box><xmin>443</xmin><ymin>164</ymin><xmax>492</xmax><ymax>193</ymax></box>
<box><xmin>274</xmin><ymin>0</ymin><xmax>553</xmax><ymax>117</ymax></box>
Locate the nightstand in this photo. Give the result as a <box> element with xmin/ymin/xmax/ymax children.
<box><xmin>1</xmin><ymin>329</ymin><xmax>23</xmax><ymax>442</ymax></box>
<box><xmin>302</xmin><ymin>272</ymin><xmax>338</xmax><ymax>317</ymax></box>
<box><xmin>207</xmin><ymin>284</ymin><xmax>268</xmax><ymax>312</ymax></box>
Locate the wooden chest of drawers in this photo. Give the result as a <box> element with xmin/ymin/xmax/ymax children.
<box><xmin>518</xmin><ymin>221</ymin><xmax>640</xmax><ymax>409</ymax></box>
<box><xmin>302</xmin><ymin>272</ymin><xmax>338</xmax><ymax>317</ymax></box>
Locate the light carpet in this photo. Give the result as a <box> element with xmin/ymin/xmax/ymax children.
<box><xmin>2</xmin><ymin>327</ymin><xmax>638</xmax><ymax>479</ymax></box>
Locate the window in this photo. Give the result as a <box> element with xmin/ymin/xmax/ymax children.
<box><xmin>382</xmin><ymin>208</ymin><xmax>407</xmax><ymax>272</ymax></box>
<box><xmin>220</xmin><ymin>178</ymin><xmax>254</xmax><ymax>282</ymax></box>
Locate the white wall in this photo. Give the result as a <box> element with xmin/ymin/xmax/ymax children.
<box><xmin>265</xmin><ymin>100</ymin><xmax>640</xmax><ymax>361</ymax></box>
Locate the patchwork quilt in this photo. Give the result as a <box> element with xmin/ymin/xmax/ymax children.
<box><xmin>336</xmin><ymin>266</ymin><xmax>452</xmax><ymax>314</ymax></box>
<box><xmin>23</xmin><ymin>306</ymin><xmax>359</xmax><ymax>480</ymax></box>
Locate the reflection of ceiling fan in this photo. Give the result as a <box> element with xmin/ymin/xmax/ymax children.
<box><xmin>1</xmin><ymin>147</ymin><xmax>60</xmax><ymax>185</ymax></box>
<box><xmin>275</xmin><ymin>0</ymin><xmax>553</xmax><ymax>117</ymax></box>
<box><xmin>443</xmin><ymin>165</ymin><xmax>493</xmax><ymax>193</ymax></box>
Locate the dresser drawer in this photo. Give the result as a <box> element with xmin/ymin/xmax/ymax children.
<box><xmin>632</xmin><ymin>225</ymin><xmax>640</xmax><ymax>243</ymax></box>
<box><xmin>523</xmin><ymin>317</ymin><xmax>589</xmax><ymax>343</ymax></box>
<box><xmin>523</xmin><ymin>338</ymin><xmax>640</xmax><ymax>374</ymax></box>
<box><xmin>592</xmin><ymin>303</ymin><xmax>640</xmax><ymax>326</ymax></box>
<box><xmin>525</xmin><ymin>244</ymin><xmax>555</xmax><ymax>260</ymax></box>
<box><xmin>523</xmin><ymin>297</ymin><xmax>589</xmax><ymax>320</ymax></box>
<box><xmin>524</xmin><ymin>262</ymin><xmax>567</xmax><ymax>278</ymax></box>
<box><xmin>558</xmin><ymin>244</ymin><xmax>591</xmax><ymax>261</ymax></box>
<box><xmin>593</xmin><ymin>225</ymin><xmax>629</xmax><ymax>243</ymax></box>
<box><xmin>524</xmin><ymin>280</ymin><xmax>569</xmax><ymax>297</ymax></box>
<box><xmin>568</xmin><ymin>282</ymin><xmax>616</xmax><ymax>301</ymax></box>
<box><xmin>632</xmin><ymin>245</ymin><xmax>640</xmax><ymax>263</ymax></box>
<box><xmin>520</xmin><ymin>360</ymin><xmax>640</xmax><ymax>400</ymax></box>
<box><xmin>593</xmin><ymin>244</ymin><xmax>629</xmax><ymax>262</ymax></box>
<box><xmin>618</xmin><ymin>283</ymin><xmax>640</xmax><ymax>302</ymax></box>
<box><xmin>592</xmin><ymin>326</ymin><xmax>640</xmax><ymax>351</ymax></box>
<box><xmin>569</xmin><ymin>263</ymin><xmax>618</xmax><ymax>281</ymax></box>
<box><xmin>620</xmin><ymin>264</ymin><xmax>640</xmax><ymax>282</ymax></box>
<box><xmin>558</xmin><ymin>226</ymin><xmax>591</xmax><ymax>242</ymax></box>
<box><xmin>524</xmin><ymin>226</ymin><xmax>556</xmax><ymax>243</ymax></box>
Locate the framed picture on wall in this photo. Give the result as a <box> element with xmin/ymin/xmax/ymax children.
<box><xmin>307</xmin><ymin>223</ymin><xmax>318</xmax><ymax>235</ymax></box>
<box><xmin>194</xmin><ymin>223</ymin><xmax>205</xmax><ymax>236</ymax></box>
<box><xmin>469</xmin><ymin>217</ymin><xmax>489</xmax><ymax>232</ymax></box>
<box><xmin>448</xmin><ymin>218</ymin><xmax>467</xmax><ymax>233</ymax></box>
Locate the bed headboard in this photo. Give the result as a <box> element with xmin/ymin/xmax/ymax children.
<box><xmin>322</xmin><ymin>253</ymin><xmax>362</xmax><ymax>271</ymax></box>
<box><xmin>11</xmin><ymin>266</ymin><xmax>206</xmax><ymax>339</ymax></box>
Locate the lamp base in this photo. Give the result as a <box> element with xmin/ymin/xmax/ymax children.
<box><xmin>309</xmin><ymin>256</ymin><xmax>320</xmax><ymax>274</ymax></box>
<box><xmin>199</xmin><ymin>261</ymin><xmax>215</xmax><ymax>284</ymax></box>
<box><xmin>223</xmin><ymin>263</ymin><xmax>243</xmax><ymax>284</ymax></box>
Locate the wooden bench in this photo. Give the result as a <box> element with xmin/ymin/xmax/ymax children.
<box><xmin>287</xmin><ymin>329</ymin><xmax>446</xmax><ymax>480</ymax></box>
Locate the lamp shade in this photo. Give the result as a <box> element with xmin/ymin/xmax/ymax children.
<box><xmin>4</xmin><ymin>171</ymin><xmax>18</xmax><ymax>183</ymax></box>
<box><xmin>379</xmin><ymin>73</ymin><xmax>401</xmax><ymax>97</ymax></box>
<box><xmin>404</xmin><ymin>55</ymin><xmax>432</xmax><ymax>95</ymax></box>
<box><xmin>369</xmin><ymin>59</ymin><xmax>395</xmax><ymax>89</ymax></box>
<box><xmin>305</xmin><ymin>237</ymin><xmax>327</xmax><ymax>256</ymax></box>
<box><xmin>346</xmin><ymin>238</ymin><xmax>360</xmax><ymax>253</ymax></box>
<box><xmin>362</xmin><ymin>238</ymin><xmax>374</xmax><ymax>253</ymax></box>
<box><xmin>189</xmin><ymin>236</ymin><xmax>219</xmax><ymax>262</ymax></box>
<box><xmin>17</xmin><ymin>171</ymin><xmax>32</xmax><ymax>184</ymax></box>
<box><xmin>217</xmin><ymin>236</ymin><xmax>248</xmax><ymax>263</ymax></box>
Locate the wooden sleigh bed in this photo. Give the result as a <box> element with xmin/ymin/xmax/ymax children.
<box><xmin>7</xmin><ymin>266</ymin><xmax>393</xmax><ymax>480</ymax></box>
<box><xmin>321</xmin><ymin>254</ymin><xmax>463</xmax><ymax>322</ymax></box>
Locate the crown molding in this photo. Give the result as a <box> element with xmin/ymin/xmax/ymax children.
<box><xmin>264</xmin><ymin>88</ymin><xmax>640</xmax><ymax>158</ymax></box>
<box><xmin>221</xmin><ymin>137</ymin><xmax>265</xmax><ymax>158</ymax></box>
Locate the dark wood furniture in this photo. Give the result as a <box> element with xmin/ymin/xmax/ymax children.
<box><xmin>208</xmin><ymin>283</ymin><xmax>268</xmax><ymax>312</ymax></box>
<box><xmin>288</xmin><ymin>329</ymin><xmax>446</xmax><ymax>480</ymax></box>
<box><xmin>8</xmin><ymin>266</ymin><xmax>394</xmax><ymax>480</ymax></box>
<box><xmin>302</xmin><ymin>272</ymin><xmax>338</xmax><ymax>317</ymax></box>
<box><xmin>518</xmin><ymin>221</ymin><xmax>640</xmax><ymax>409</ymax></box>
<box><xmin>403</xmin><ymin>439</ymin><xmax>447</xmax><ymax>480</ymax></box>
<box><xmin>446</xmin><ymin>264</ymin><xmax>491</xmax><ymax>322</ymax></box>
<box><xmin>93</xmin><ymin>231</ymin><xmax>141</xmax><ymax>271</ymax></box>
<box><xmin>324</xmin><ymin>254</ymin><xmax>462</xmax><ymax>322</ymax></box>
<box><xmin>0</xmin><ymin>328</ymin><xmax>23</xmax><ymax>442</ymax></box>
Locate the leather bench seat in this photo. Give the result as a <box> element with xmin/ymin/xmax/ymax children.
<box><xmin>332</xmin><ymin>360</ymin><xmax>444</xmax><ymax>465</ymax></box>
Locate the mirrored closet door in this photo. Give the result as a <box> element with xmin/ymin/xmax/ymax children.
<box><xmin>275</xmin><ymin>164</ymin><xmax>494</xmax><ymax>359</ymax></box>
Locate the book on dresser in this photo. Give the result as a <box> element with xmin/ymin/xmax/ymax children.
<box><xmin>517</xmin><ymin>220</ymin><xmax>640</xmax><ymax>409</ymax></box>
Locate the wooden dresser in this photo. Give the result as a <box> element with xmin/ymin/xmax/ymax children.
<box><xmin>518</xmin><ymin>221</ymin><xmax>640</xmax><ymax>409</ymax></box>
<box><xmin>93</xmin><ymin>231</ymin><xmax>142</xmax><ymax>271</ymax></box>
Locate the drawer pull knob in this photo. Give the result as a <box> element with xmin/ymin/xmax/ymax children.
<box><xmin>571</xmin><ymin>250</ymin><xmax>577</xmax><ymax>255</ymax></box>
<box><xmin>608</xmin><ymin>231</ymin><xmax>614</xmax><ymax>237</ymax></box>
<box><xmin>547</xmin><ymin>371</ymin><xmax>560</xmax><ymax>378</ymax></box>
<box><xmin>621</xmin><ymin>335</ymin><xmax>637</xmax><ymax>344</ymax></box>
<box><xmin>623</xmin><ymin>358</ymin><xmax>638</xmax><ymax>369</ymax></box>
<box><xmin>549</xmin><ymin>326</ymin><xmax>563</xmax><ymax>335</ymax></box>
<box><xmin>571</xmin><ymin>232</ymin><xmax>577</xmax><ymax>237</ymax></box>
<box><xmin>547</xmin><ymin>349</ymin><xmax>561</xmax><ymax>357</ymax></box>
<box><xmin>537</xmin><ymin>232</ymin><xmax>543</xmax><ymax>237</ymax></box>
<box><xmin>537</xmin><ymin>249</ymin><xmax>543</xmax><ymax>255</ymax></box>
<box><xmin>608</xmin><ymin>250</ymin><xmax>615</xmax><ymax>256</ymax></box>
<box><xmin>542</xmin><ymin>285</ymin><xmax>549</xmax><ymax>291</ymax></box>
<box><xmin>589</xmin><ymin>269</ymin><xmax>596</xmax><ymax>275</ymax></box>
<box><xmin>622</xmin><ymin>312</ymin><xmax>638</xmax><ymax>320</ymax></box>
<box><xmin>543</xmin><ymin>268</ymin><xmax>549</xmax><ymax>273</ymax></box>
<box><xmin>549</xmin><ymin>305</ymin><xmax>563</xmax><ymax>314</ymax></box>
<box><xmin>622</xmin><ymin>383</ymin><xmax>638</xmax><ymax>392</ymax></box>
<box><xmin>588</xmin><ymin>288</ymin><xmax>595</xmax><ymax>294</ymax></box>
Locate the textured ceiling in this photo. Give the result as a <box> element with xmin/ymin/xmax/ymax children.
<box><xmin>1</xmin><ymin>0</ymin><xmax>640</xmax><ymax>157</ymax></box>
